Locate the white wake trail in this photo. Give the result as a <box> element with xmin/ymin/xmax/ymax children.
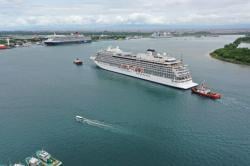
<box><xmin>83</xmin><ymin>119</ymin><xmax>113</xmax><ymax>129</ymax></box>
<box><xmin>75</xmin><ymin>115</ymin><xmax>136</xmax><ymax>136</ymax></box>
<box><xmin>76</xmin><ymin>116</ymin><xmax>114</xmax><ymax>130</ymax></box>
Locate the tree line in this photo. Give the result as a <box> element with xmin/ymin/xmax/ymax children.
<box><xmin>210</xmin><ymin>36</ymin><xmax>250</xmax><ymax>65</ymax></box>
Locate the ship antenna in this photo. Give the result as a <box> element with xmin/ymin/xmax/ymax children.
<box><xmin>202</xmin><ymin>80</ymin><xmax>206</xmax><ymax>87</ymax></box>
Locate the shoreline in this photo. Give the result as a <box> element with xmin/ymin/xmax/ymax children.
<box><xmin>210</xmin><ymin>52</ymin><xmax>250</xmax><ymax>66</ymax></box>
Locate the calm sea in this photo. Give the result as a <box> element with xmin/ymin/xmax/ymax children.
<box><xmin>0</xmin><ymin>36</ymin><xmax>250</xmax><ymax>166</ymax></box>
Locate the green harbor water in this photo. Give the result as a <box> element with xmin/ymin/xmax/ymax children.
<box><xmin>0</xmin><ymin>35</ymin><xmax>250</xmax><ymax>165</ymax></box>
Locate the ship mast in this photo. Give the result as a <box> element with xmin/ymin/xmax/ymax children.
<box><xmin>6</xmin><ymin>38</ymin><xmax>10</xmax><ymax>46</ymax></box>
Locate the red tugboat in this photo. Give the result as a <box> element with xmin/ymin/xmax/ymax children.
<box><xmin>73</xmin><ymin>58</ymin><xmax>83</xmax><ymax>65</ymax></box>
<box><xmin>191</xmin><ymin>82</ymin><xmax>221</xmax><ymax>99</ymax></box>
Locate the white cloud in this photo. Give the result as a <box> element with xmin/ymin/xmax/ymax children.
<box><xmin>0</xmin><ymin>0</ymin><xmax>250</xmax><ymax>29</ymax></box>
<box><xmin>0</xmin><ymin>0</ymin><xmax>24</xmax><ymax>3</ymax></box>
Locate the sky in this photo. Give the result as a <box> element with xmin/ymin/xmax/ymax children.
<box><xmin>0</xmin><ymin>0</ymin><xmax>250</xmax><ymax>30</ymax></box>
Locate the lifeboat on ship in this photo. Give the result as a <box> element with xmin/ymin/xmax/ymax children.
<box><xmin>135</xmin><ymin>67</ymin><xmax>144</xmax><ymax>73</ymax></box>
<box><xmin>191</xmin><ymin>82</ymin><xmax>221</xmax><ymax>99</ymax></box>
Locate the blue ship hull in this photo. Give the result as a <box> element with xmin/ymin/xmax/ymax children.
<box><xmin>44</xmin><ymin>40</ymin><xmax>91</xmax><ymax>46</ymax></box>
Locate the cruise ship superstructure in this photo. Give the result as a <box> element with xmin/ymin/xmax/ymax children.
<box><xmin>91</xmin><ymin>47</ymin><xmax>197</xmax><ymax>89</ymax></box>
<box><xmin>44</xmin><ymin>33</ymin><xmax>91</xmax><ymax>46</ymax></box>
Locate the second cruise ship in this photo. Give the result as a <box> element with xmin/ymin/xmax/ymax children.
<box><xmin>44</xmin><ymin>32</ymin><xmax>91</xmax><ymax>46</ymax></box>
<box><xmin>91</xmin><ymin>47</ymin><xmax>197</xmax><ymax>89</ymax></box>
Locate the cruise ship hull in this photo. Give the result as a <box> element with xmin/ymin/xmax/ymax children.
<box><xmin>44</xmin><ymin>40</ymin><xmax>91</xmax><ymax>46</ymax></box>
<box><xmin>95</xmin><ymin>61</ymin><xmax>198</xmax><ymax>89</ymax></box>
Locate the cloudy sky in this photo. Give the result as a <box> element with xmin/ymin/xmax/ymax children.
<box><xmin>1</xmin><ymin>0</ymin><xmax>250</xmax><ymax>30</ymax></box>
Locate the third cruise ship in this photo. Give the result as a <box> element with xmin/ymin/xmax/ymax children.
<box><xmin>91</xmin><ymin>47</ymin><xmax>197</xmax><ymax>89</ymax></box>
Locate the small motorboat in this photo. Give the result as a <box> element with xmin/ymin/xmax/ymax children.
<box><xmin>73</xmin><ymin>58</ymin><xmax>83</xmax><ymax>65</ymax></box>
<box><xmin>191</xmin><ymin>82</ymin><xmax>221</xmax><ymax>99</ymax></box>
<box><xmin>75</xmin><ymin>115</ymin><xmax>83</xmax><ymax>122</ymax></box>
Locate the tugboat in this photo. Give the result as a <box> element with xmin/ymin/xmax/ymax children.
<box><xmin>191</xmin><ymin>82</ymin><xmax>221</xmax><ymax>99</ymax></box>
<box><xmin>36</xmin><ymin>150</ymin><xmax>62</xmax><ymax>166</ymax></box>
<box><xmin>73</xmin><ymin>58</ymin><xmax>83</xmax><ymax>65</ymax></box>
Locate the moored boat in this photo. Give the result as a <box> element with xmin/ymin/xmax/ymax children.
<box><xmin>36</xmin><ymin>150</ymin><xmax>62</xmax><ymax>166</ymax></box>
<box><xmin>191</xmin><ymin>83</ymin><xmax>221</xmax><ymax>99</ymax></box>
<box><xmin>25</xmin><ymin>156</ymin><xmax>41</xmax><ymax>166</ymax></box>
<box><xmin>13</xmin><ymin>163</ymin><xmax>25</xmax><ymax>166</ymax></box>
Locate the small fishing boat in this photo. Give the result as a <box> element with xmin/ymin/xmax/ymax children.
<box><xmin>73</xmin><ymin>58</ymin><xmax>83</xmax><ymax>65</ymax></box>
<box><xmin>191</xmin><ymin>82</ymin><xmax>221</xmax><ymax>99</ymax></box>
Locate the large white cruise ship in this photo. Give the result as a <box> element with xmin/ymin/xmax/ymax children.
<box><xmin>91</xmin><ymin>47</ymin><xmax>197</xmax><ymax>89</ymax></box>
<box><xmin>44</xmin><ymin>32</ymin><xmax>91</xmax><ymax>46</ymax></box>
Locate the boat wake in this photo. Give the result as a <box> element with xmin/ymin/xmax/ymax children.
<box><xmin>83</xmin><ymin>119</ymin><xmax>113</xmax><ymax>129</ymax></box>
<box><xmin>75</xmin><ymin>115</ymin><xmax>116</xmax><ymax>131</ymax></box>
<box><xmin>75</xmin><ymin>115</ymin><xmax>142</xmax><ymax>136</ymax></box>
